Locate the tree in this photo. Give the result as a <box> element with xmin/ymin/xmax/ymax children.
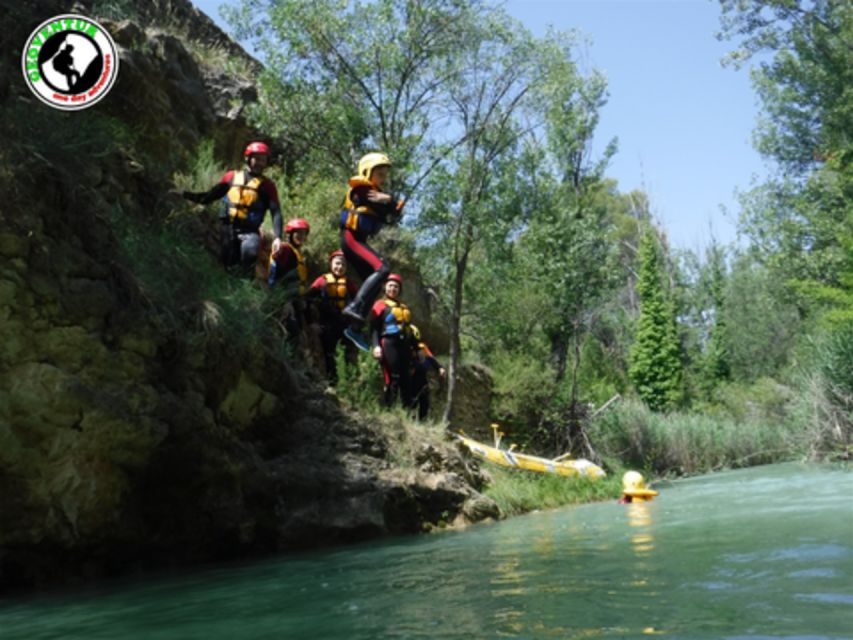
<box><xmin>719</xmin><ymin>0</ymin><xmax>853</xmax><ymax>320</ymax></box>
<box><xmin>529</xmin><ymin>34</ymin><xmax>618</xmax><ymax>390</ymax></box>
<box><xmin>718</xmin><ymin>0</ymin><xmax>853</xmax><ymax>173</ymax></box>
<box><xmin>722</xmin><ymin>254</ymin><xmax>800</xmax><ymax>381</ymax></box>
<box><xmin>416</xmin><ymin>12</ymin><xmax>543</xmax><ymax>424</ymax></box>
<box><xmin>628</xmin><ymin>232</ymin><xmax>684</xmax><ymax>411</ymax></box>
<box><xmin>701</xmin><ymin>240</ymin><xmax>731</xmax><ymax>392</ymax></box>
<box><xmin>228</xmin><ymin>0</ymin><xmax>489</xmax><ymax>189</ymax></box>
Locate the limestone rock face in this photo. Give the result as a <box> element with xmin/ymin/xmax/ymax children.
<box><xmin>0</xmin><ymin>1</ymin><xmax>498</xmax><ymax>590</ymax></box>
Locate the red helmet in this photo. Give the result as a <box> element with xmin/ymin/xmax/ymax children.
<box><xmin>285</xmin><ymin>218</ymin><xmax>310</xmax><ymax>234</ymax></box>
<box><xmin>244</xmin><ymin>141</ymin><xmax>270</xmax><ymax>157</ymax></box>
<box><xmin>329</xmin><ymin>249</ymin><xmax>345</xmax><ymax>262</ymax></box>
<box><xmin>387</xmin><ymin>273</ymin><xmax>403</xmax><ymax>286</ymax></box>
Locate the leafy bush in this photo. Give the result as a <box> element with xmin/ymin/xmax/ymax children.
<box><xmin>590</xmin><ymin>398</ymin><xmax>803</xmax><ymax>475</ymax></box>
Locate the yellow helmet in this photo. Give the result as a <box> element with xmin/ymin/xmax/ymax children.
<box><xmin>410</xmin><ymin>324</ymin><xmax>421</xmax><ymax>341</ymax></box>
<box><xmin>357</xmin><ymin>152</ymin><xmax>391</xmax><ymax>181</ymax></box>
<box><xmin>622</xmin><ymin>471</ymin><xmax>647</xmax><ymax>492</ymax></box>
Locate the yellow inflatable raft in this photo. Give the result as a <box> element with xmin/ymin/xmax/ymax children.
<box><xmin>456</xmin><ymin>433</ymin><xmax>606</xmax><ymax>479</ymax></box>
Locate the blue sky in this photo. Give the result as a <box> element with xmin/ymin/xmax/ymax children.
<box><xmin>193</xmin><ymin>0</ymin><xmax>768</xmax><ymax>252</ymax></box>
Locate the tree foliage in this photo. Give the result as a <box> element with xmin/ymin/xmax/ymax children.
<box><xmin>719</xmin><ymin>0</ymin><xmax>853</xmax><ymax>323</ymax></box>
<box><xmin>628</xmin><ymin>233</ymin><xmax>684</xmax><ymax>412</ymax></box>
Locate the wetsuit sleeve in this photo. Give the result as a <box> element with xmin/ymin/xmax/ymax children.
<box><xmin>269</xmin><ymin>246</ymin><xmax>298</xmax><ymax>293</ymax></box>
<box><xmin>182</xmin><ymin>171</ymin><xmax>232</xmax><ymax>204</ymax></box>
<box><xmin>305</xmin><ymin>276</ymin><xmax>327</xmax><ymax>299</ymax></box>
<box><xmin>349</xmin><ymin>185</ymin><xmax>372</xmax><ymax>208</ymax></box>
<box><xmin>421</xmin><ymin>344</ymin><xmax>443</xmax><ymax>370</ymax></box>
<box><xmin>350</xmin><ymin>186</ymin><xmax>400</xmax><ymax>222</ymax></box>
<box><xmin>369</xmin><ymin>301</ymin><xmax>385</xmax><ymax>349</ymax></box>
<box><xmin>264</xmin><ymin>181</ymin><xmax>283</xmax><ymax>238</ymax></box>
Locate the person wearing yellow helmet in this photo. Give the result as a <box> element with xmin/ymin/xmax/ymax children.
<box><xmin>619</xmin><ymin>471</ymin><xmax>659</xmax><ymax>503</ymax></box>
<box><xmin>305</xmin><ymin>250</ymin><xmax>359</xmax><ymax>385</ymax></box>
<box><xmin>408</xmin><ymin>324</ymin><xmax>446</xmax><ymax>420</ymax></box>
<box><xmin>339</xmin><ymin>152</ymin><xmax>405</xmax><ymax>350</ymax></box>
<box><xmin>175</xmin><ymin>141</ymin><xmax>283</xmax><ymax>275</ymax></box>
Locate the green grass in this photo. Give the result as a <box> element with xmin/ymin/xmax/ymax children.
<box><xmin>483</xmin><ymin>466</ymin><xmax>622</xmax><ymax>517</ymax></box>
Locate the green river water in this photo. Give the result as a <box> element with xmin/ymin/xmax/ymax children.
<box><xmin>1</xmin><ymin>463</ymin><xmax>851</xmax><ymax>639</ymax></box>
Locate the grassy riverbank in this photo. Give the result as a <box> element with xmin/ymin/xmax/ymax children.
<box><xmin>482</xmin><ymin>467</ymin><xmax>622</xmax><ymax>517</ymax></box>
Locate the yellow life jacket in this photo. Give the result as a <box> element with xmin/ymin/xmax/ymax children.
<box><xmin>381</xmin><ymin>298</ymin><xmax>411</xmax><ymax>335</ymax></box>
<box><xmin>292</xmin><ymin>243</ymin><xmax>307</xmax><ymax>295</ymax></box>
<box><xmin>323</xmin><ymin>273</ymin><xmax>348</xmax><ymax>310</ymax></box>
<box><xmin>226</xmin><ymin>171</ymin><xmax>264</xmax><ymax>221</ymax></box>
<box><xmin>269</xmin><ymin>242</ymin><xmax>307</xmax><ymax>295</ymax></box>
<box><xmin>342</xmin><ymin>176</ymin><xmax>378</xmax><ymax>231</ymax></box>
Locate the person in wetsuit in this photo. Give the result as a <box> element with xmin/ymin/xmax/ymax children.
<box><xmin>408</xmin><ymin>325</ymin><xmax>446</xmax><ymax>421</ymax></box>
<box><xmin>338</xmin><ymin>152</ymin><xmax>404</xmax><ymax>349</ymax></box>
<box><xmin>177</xmin><ymin>141</ymin><xmax>282</xmax><ymax>275</ymax></box>
<box><xmin>269</xmin><ymin>218</ymin><xmax>310</xmax><ymax>342</ymax></box>
<box><xmin>369</xmin><ymin>273</ymin><xmax>413</xmax><ymax>408</ymax></box>
<box><xmin>305</xmin><ymin>250</ymin><xmax>359</xmax><ymax>386</ymax></box>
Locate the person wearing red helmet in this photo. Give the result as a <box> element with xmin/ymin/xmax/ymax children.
<box><xmin>176</xmin><ymin>141</ymin><xmax>282</xmax><ymax>275</ymax></box>
<box><xmin>269</xmin><ymin>217</ymin><xmax>310</xmax><ymax>294</ymax></box>
<box><xmin>305</xmin><ymin>250</ymin><xmax>359</xmax><ymax>385</ymax></box>
<box><xmin>268</xmin><ymin>217</ymin><xmax>310</xmax><ymax>342</ymax></box>
<box><xmin>368</xmin><ymin>273</ymin><xmax>414</xmax><ymax>408</ymax></box>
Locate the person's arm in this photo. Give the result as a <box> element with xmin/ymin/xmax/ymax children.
<box><xmin>270</xmin><ymin>203</ymin><xmax>283</xmax><ymax>239</ymax></box>
<box><xmin>346</xmin><ymin>279</ymin><xmax>359</xmax><ymax>300</ymax></box>
<box><xmin>269</xmin><ymin>246</ymin><xmax>295</xmax><ymax>290</ymax></box>
<box><xmin>181</xmin><ymin>171</ymin><xmax>232</xmax><ymax>204</ymax></box>
<box><xmin>305</xmin><ymin>276</ymin><xmax>326</xmax><ymax>300</ymax></box>
<box><xmin>369</xmin><ymin>302</ymin><xmax>384</xmax><ymax>358</ymax></box>
<box><xmin>366</xmin><ymin>190</ymin><xmax>404</xmax><ymax>223</ymax></box>
<box><xmin>264</xmin><ymin>181</ymin><xmax>283</xmax><ymax>239</ymax></box>
<box><xmin>422</xmin><ymin>344</ymin><xmax>446</xmax><ymax>376</ymax></box>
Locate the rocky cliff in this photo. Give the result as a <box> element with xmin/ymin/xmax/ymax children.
<box><xmin>0</xmin><ymin>0</ymin><xmax>497</xmax><ymax>591</ymax></box>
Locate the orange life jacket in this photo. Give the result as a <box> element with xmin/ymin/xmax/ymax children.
<box><xmin>226</xmin><ymin>171</ymin><xmax>264</xmax><ymax>221</ymax></box>
<box><xmin>323</xmin><ymin>273</ymin><xmax>348</xmax><ymax>310</ymax></box>
<box><xmin>342</xmin><ymin>176</ymin><xmax>377</xmax><ymax>231</ymax></box>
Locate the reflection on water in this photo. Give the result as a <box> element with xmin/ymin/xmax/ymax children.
<box><xmin>0</xmin><ymin>464</ymin><xmax>851</xmax><ymax>639</ymax></box>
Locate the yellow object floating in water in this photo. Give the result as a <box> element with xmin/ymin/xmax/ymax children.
<box><xmin>622</xmin><ymin>470</ymin><xmax>659</xmax><ymax>502</ymax></box>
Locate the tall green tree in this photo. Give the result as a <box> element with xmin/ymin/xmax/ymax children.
<box><xmin>530</xmin><ymin>34</ymin><xmax>618</xmax><ymax>390</ymax></box>
<box><xmin>698</xmin><ymin>240</ymin><xmax>731</xmax><ymax>394</ymax></box>
<box><xmin>719</xmin><ymin>0</ymin><xmax>853</xmax><ymax>321</ymax></box>
<box><xmin>718</xmin><ymin>0</ymin><xmax>853</xmax><ymax>172</ymax></box>
<box><xmin>722</xmin><ymin>254</ymin><xmax>801</xmax><ymax>381</ymax></box>
<box><xmin>416</xmin><ymin>12</ymin><xmax>543</xmax><ymax>424</ymax></box>
<box><xmin>628</xmin><ymin>232</ymin><xmax>684</xmax><ymax>412</ymax></box>
<box><xmin>228</xmin><ymin>0</ymin><xmax>486</xmax><ymax>186</ymax></box>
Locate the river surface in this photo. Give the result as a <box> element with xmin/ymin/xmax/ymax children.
<box><xmin>1</xmin><ymin>463</ymin><xmax>851</xmax><ymax>639</ymax></box>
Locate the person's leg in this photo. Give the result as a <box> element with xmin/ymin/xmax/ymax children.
<box><xmin>220</xmin><ymin>223</ymin><xmax>240</xmax><ymax>267</ymax></box>
<box><xmin>380</xmin><ymin>335</ymin><xmax>410</xmax><ymax>408</ymax></box>
<box><xmin>411</xmin><ymin>372</ymin><xmax>429</xmax><ymax>420</ymax></box>
<box><xmin>239</xmin><ymin>231</ymin><xmax>261</xmax><ymax>277</ymax></box>
<box><xmin>419</xmin><ymin>389</ymin><xmax>430</xmax><ymax>420</ymax></box>
<box><xmin>320</xmin><ymin>325</ymin><xmax>339</xmax><ymax>385</ymax></box>
<box><xmin>379</xmin><ymin>338</ymin><xmax>395</xmax><ymax>407</ymax></box>
<box><xmin>341</xmin><ymin>230</ymin><xmax>389</xmax><ymax>322</ymax></box>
